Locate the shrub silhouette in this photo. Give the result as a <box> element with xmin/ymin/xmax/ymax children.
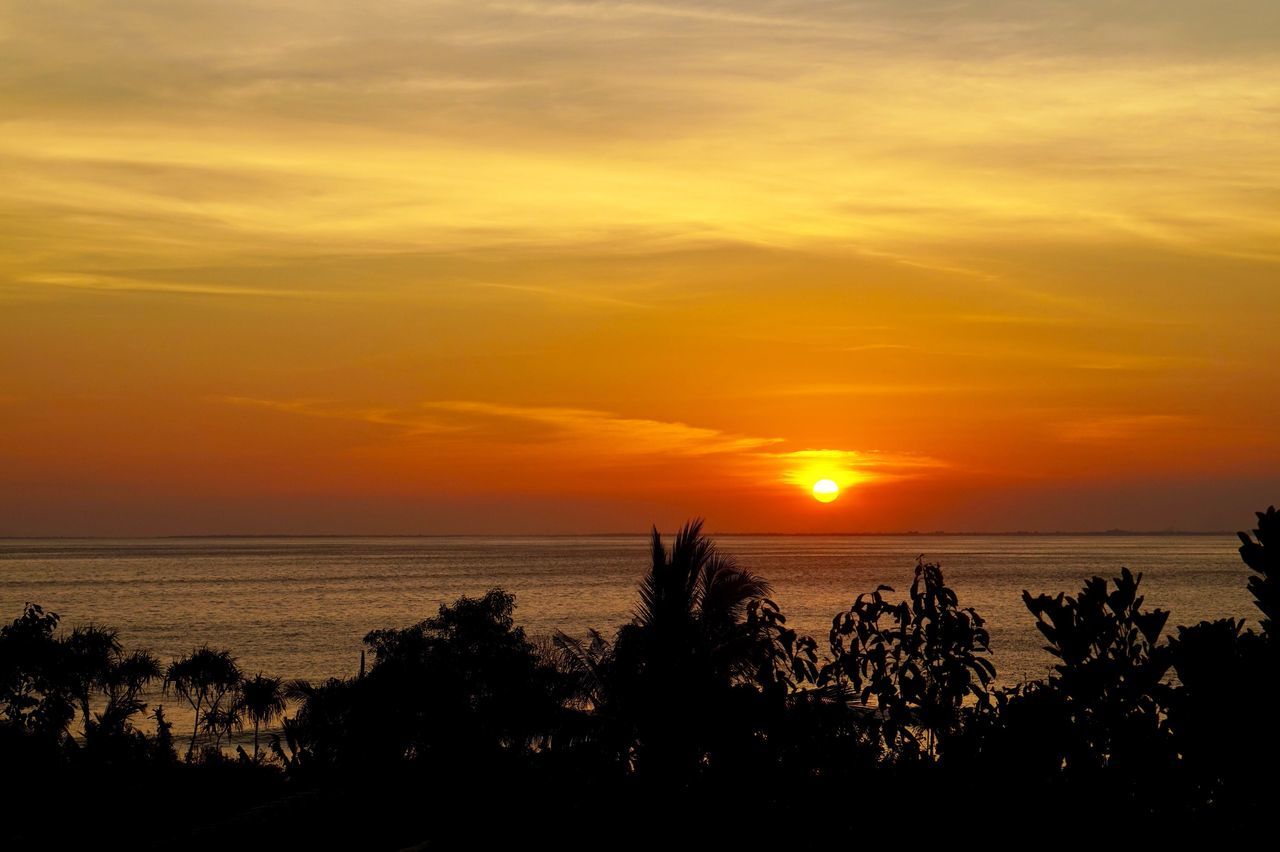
<box><xmin>1015</xmin><ymin>568</ymin><xmax>1176</xmax><ymax>809</ymax></box>
<box><xmin>3</xmin><ymin>507</ymin><xmax>1279</xmax><ymax>845</ymax></box>
<box><xmin>1162</xmin><ymin>506</ymin><xmax>1280</xmax><ymax>814</ymax></box>
<box><xmin>281</xmin><ymin>589</ymin><xmax>569</xmax><ymax>777</ymax></box>
<box><xmin>0</xmin><ymin>603</ymin><xmax>74</xmax><ymax>742</ymax></box>
<box><xmin>820</xmin><ymin>559</ymin><xmax>995</xmax><ymax>760</ymax></box>
<box><xmin>1238</xmin><ymin>505</ymin><xmax>1279</xmax><ymax>636</ymax></box>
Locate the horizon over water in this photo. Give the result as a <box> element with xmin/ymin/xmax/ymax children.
<box><xmin>0</xmin><ymin>533</ymin><xmax>1257</xmax><ymax>740</ymax></box>
<box><xmin>1</xmin><ymin>529</ymin><xmax>1236</xmax><ymax>539</ymax></box>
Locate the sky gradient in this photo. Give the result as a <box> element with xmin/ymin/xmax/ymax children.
<box><xmin>2</xmin><ymin>1</ymin><xmax>1278</xmax><ymax>534</ymax></box>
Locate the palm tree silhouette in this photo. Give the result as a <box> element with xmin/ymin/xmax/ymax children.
<box><xmin>558</xmin><ymin>519</ymin><xmax>774</xmax><ymax>701</ymax></box>
<box><xmin>97</xmin><ymin>649</ymin><xmax>161</xmax><ymax>737</ymax></box>
<box><xmin>63</xmin><ymin>624</ymin><xmax>121</xmax><ymax>731</ymax></box>
<box><xmin>238</xmin><ymin>673</ymin><xmax>287</xmax><ymax>761</ymax></box>
<box><xmin>554</xmin><ymin>520</ymin><xmax>778</xmax><ymax>777</ymax></box>
<box><xmin>633</xmin><ymin>517</ymin><xmax>772</xmax><ymax>681</ymax></box>
<box><xmin>163</xmin><ymin>646</ymin><xmax>241</xmax><ymax>761</ymax></box>
<box><xmin>62</xmin><ymin>625</ymin><xmax>163</xmax><ymax>740</ymax></box>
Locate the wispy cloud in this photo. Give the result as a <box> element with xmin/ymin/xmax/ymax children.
<box><xmin>218</xmin><ymin>397</ymin><xmax>460</xmax><ymax>436</ymax></box>
<box><xmin>756</xmin><ymin>447</ymin><xmax>949</xmax><ymax>487</ymax></box>
<box><xmin>221</xmin><ymin>396</ymin><xmax>782</xmax><ymax>457</ymax></box>
<box><xmin>1055</xmin><ymin>414</ymin><xmax>1193</xmax><ymax>443</ymax></box>
<box><xmin>490</xmin><ymin>1</ymin><xmax>821</xmax><ymax>31</ymax></box>
<box><xmin>838</xmin><ymin>343</ymin><xmax>917</xmax><ymax>353</ymax></box>
<box><xmin>1069</xmin><ymin>354</ymin><xmax>1211</xmax><ymax>372</ymax></box>
<box><xmin>758</xmin><ymin>383</ymin><xmax>979</xmax><ymax>397</ymax></box>
<box><xmin>218</xmin><ymin>395</ymin><xmax>944</xmax><ymax>489</ymax></box>
<box><xmin>16</xmin><ymin>273</ymin><xmax>341</xmax><ymax>300</ymax></box>
<box><xmin>421</xmin><ymin>401</ymin><xmax>781</xmax><ymax>456</ymax></box>
<box><xmin>465</xmin><ymin>281</ymin><xmax>653</xmax><ymax>310</ymax></box>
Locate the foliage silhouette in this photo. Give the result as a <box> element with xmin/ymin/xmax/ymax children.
<box><xmin>1238</xmin><ymin>505</ymin><xmax>1279</xmax><ymax>636</ymax></box>
<box><xmin>1022</xmin><ymin>567</ymin><xmax>1173</xmax><ymax>778</ymax></box>
<box><xmin>949</xmin><ymin>567</ymin><xmax>1176</xmax><ymax>815</ymax></box>
<box><xmin>278</xmin><ymin>589</ymin><xmax>569</xmax><ymax>779</ymax></box>
<box><xmin>820</xmin><ymin>559</ymin><xmax>995</xmax><ymax>759</ymax></box>
<box><xmin>3</xmin><ymin>507</ymin><xmax>1279</xmax><ymax>846</ymax></box>
<box><xmin>555</xmin><ymin>519</ymin><xmax>813</xmax><ymax>782</ymax></box>
<box><xmin>164</xmin><ymin>646</ymin><xmax>242</xmax><ymax>762</ymax></box>
<box><xmin>0</xmin><ymin>603</ymin><xmax>74</xmax><ymax>741</ymax></box>
<box><xmin>238</xmin><ymin>673</ymin><xmax>287</xmax><ymax>762</ymax></box>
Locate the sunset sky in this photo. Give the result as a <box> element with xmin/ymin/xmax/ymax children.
<box><xmin>2</xmin><ymin>1</ymin><xmax>1278</xmax><ymax>535</ymax></box>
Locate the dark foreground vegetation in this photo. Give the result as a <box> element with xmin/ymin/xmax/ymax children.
<box><xmin>3</xmin><ymin>509</ymin><xmax>1278</xmax><ymax>848</ymax></box>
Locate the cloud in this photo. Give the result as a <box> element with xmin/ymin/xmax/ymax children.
<box><xmin>420</xmin><ymin>401</ymin><xmax>782</xmax><ymax>456</ymax></box>
<box><xmin>1069</xmin><ymin>355</ymin><xmax>1211</xmax><ymax>372</ymax></box>
<box><xmin>218</xmin><ymin>397</ymin><xmax>459</xmax><ymax>436</ymax></box>
<box><xmin>2</xmin><ymin>0</ymin><xmax>1277</xmax><ymax>282</ymax></box>
<box><xmin>218</xmin><ymin>396</ymin><xmax>944</xmax><ymax>490</ymax></box>
<box><xmin>758</xmin><ymin>383</ymin><xmax>979</xmax><ymax>398</ymax></box>
<box><xmin>221</xmin><ymin>396</ymin><xmax>783</xmax><ymax>457</ymax></box>
<box><xmin>15</xmin><ymin>273</ymin><xmax>339</xmax><ymax>299</ymax></box>
<box><xmin>1055</xmin><ymin>414</ymin><xmax>1193</xmax><ymax>443</ymax></box>
<box><xmin>465</xmin><ymin>281</ymin><xmax>653</xmax><ymax>310</ymax></box>
<box><xmin>756</xmin><ymin>447</ymin><xmax>950</xmax><ymax>487</ymax></box>
<box><xmin>489</xmin><ymin>1</ymin><xmax>819</xmax><ymax>30</ymax></box>
<box><xmin>838</xmin><ymin>343</ymin><xmax>916</xmax><ymax>353</ymax></box>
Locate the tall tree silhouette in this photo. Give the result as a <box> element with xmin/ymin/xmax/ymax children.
<box><xmin>614</xmin><ymin>519</ymin><xmax>781</xmax><ymax>777</ymax></box>
<box><xmin>633</xmin><ymin>518</ymin><xmax>773</xmax><ymax>679</ymax></box>
<box><xmin>164</xmin><ymin>647</ymin><xmax>241</xmax><ymax>761</ymax></box>
<box><xmin>62</xmin><ymin>625</ymin><xmax>161</xmax><ymax>743</ymax></box>
<box><xmin>63</xmin><ymin>624</ymin><xmax>121</xmax><ymax>732</ymax></box>
<box><xmin>238</xmin><ymin>673</ymin><xmax>287</xmax><ymax>761</ymax></box>
<box><xmin>93</xmin><ymin>648</ymin><xmax>161</xmax><ymax>742</ymax></box>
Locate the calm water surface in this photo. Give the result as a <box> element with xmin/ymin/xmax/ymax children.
<box><xmin>0</xmin><ymin>535</ymin><xmax>1254</xmax><ymax>693</ymax></box>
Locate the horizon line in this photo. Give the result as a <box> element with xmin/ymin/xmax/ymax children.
<box><xmin>0</xmin><ymin>529</ymin><xmax>1239</xmax><ymax>540</ymax></box>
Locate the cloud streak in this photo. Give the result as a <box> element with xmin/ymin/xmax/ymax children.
<box><xmin>221</xmin><ymin>396</ymin><xmax>783</xmax><ymax>457</ymax></box>
<box><xmin>1055</xmin><ymin>414</ymin><xmax>1193</xmax><ymax>443</ymax></box>
<box><xmin>15</xmin><ymin>273</ymin><xmax>341</xmax><ymax>300</ymax></box>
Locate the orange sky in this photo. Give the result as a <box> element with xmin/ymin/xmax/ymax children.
<box><xmin>2</xmin><ymin>1</ymin><xmax>1278</xmax><ymax>534</ymax></box>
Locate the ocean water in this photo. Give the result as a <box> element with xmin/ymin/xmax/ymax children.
<box><xmin>0</xmin><ymin>535</ymin><xmax>1258</xmax><ymax>741</ymax></box>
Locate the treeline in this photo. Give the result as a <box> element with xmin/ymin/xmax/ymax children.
<box><xmin>2</xmin><ymin>510</ymin><xmax>1278</xmax><ymax>847</ymax></box>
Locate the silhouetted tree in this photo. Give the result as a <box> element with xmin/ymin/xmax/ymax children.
<box><xmin>238</xmin><ymin>673</ymin><xmax>287</xmax><ymax>761</ymax></box>
<box><xmin>7</xmin><ymin>507</ymin><xmax>1280</xmax><ymax>844</ymax></box>
<box><xmin>1238</xmin><ymin>505</ymin><xmax>1279</xmax><ymax>637</ymax></box>
<box><xmin>63</xmin><ymin>624</ymin><xmax>121</xmax><ymax>733</ymax></box>
<box><xmin>281</xmin><ymin>590</ymin><xmax>569</xmax><ymax>777</ymax></box>
<box><xmin>1160</xmin><ymin>507</ymin><xmax>1280</xmax><ymax>814</ymax></box>
<box><xmin>631</xmin><ymin>519</ymin><xmax>773</xmax><ymax>683</ymax></box>
<box><xmin>103</xmin><ymin>650</ymin><xmax>162</xmax><ymax>722</ymax></box>
<box><xmin>151</xmin><ymin>704</ymin><xmax>176</xmax><ymax>763</ymax></box>
<box><xmin>556</xmin><ymin>520</ymin><xmax>812</xmax><ymax>781</ymax></box>
<box><xmin>0</xmin><ymin>604</ymin><xmax>74</xmax><ymax>741</ymax></box>
<box><xmin>164</xmin><ymin>647</ymin><xmax>242</xmax><ymax>762</ymax></box>
<box><xmin>1020</xmin><ymin>568</ymin><xmax>1175</xmax><ymax>805</ymax></box>
<box><xmin>62</xmin><ymin>623</ymin><xmax>163</xmax><ymax>748</ymax></box>
<box><xmin>271</xmin><ymin>677</ymin><xmax>353</xmax><ymax>774</ymax></box>
<box><xmin>820</xmin><ymin>559</ymin><xmax>995</xmax><ymax>760</ymax></box>
<box><xmin>200</xmin><ymin>702</ymin><xmax>242</xmax><ymax>753</ymax></box>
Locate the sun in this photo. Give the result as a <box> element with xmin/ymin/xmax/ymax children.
<box><xmin>812</xmin><ymin>479</ymin><xmax>840</xmax><ymax>503</ymax></box>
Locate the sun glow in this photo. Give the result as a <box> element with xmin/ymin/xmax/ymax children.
<box><xmin>812</xmin><ymin>479</ymin><xmax>840</xmax><ymax>503</ymax></box>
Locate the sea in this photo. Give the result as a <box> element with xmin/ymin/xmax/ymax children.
<box><xmin>0</xmin><ymin>534</ymin><xmax>1258</xmax><ymax>741</ymax></box>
